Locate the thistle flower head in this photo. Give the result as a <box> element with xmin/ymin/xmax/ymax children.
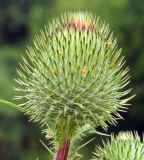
<box><xmin>93</xmin><ymin>132</ymin><xmax>144</xmax><ymax>160</ymax></box>
<box><xmin>15</xmin><ymin>12</ymin><xmax>133</xmax><ymax>133</ymax></box>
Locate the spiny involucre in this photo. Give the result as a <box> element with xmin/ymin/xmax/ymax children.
<box><xmin>15</xmin><ymin>12</ymin><xmax>133</xmax><ymax>134</ymax></box>
<box><xmin>93</xmin><ymin>132</ymin><xmax>144</xmax><ymax>160</ymax></box>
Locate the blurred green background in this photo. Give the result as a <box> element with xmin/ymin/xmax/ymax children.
<box><xmin>0</xmin><ymin>0</ymin><xmax>144</xmax><ymax>159</ymax></box>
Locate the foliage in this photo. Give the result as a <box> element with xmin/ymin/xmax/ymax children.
<box><xmin>1</xmin><ymin>11</ymin><xmax>133</xmax><ymax>159</ymax></box>
<box><xmin>0</xmin><ymin>0</ymin><xmax>144</xmax><ymax>160</ymax></box>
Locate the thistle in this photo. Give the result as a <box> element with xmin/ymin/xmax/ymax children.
<box><xmin>1</xmin><ymin>12</ymin><xmax>134</xmax><ymax>159</ymax></box>
<box><xmin>93</xmin><ymin>132</ymin><xmax>144</xmax><ymax>160</ymax></box>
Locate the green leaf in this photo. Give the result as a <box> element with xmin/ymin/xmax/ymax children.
<box><xmin>0</xmin><ymin>99</ymin><xmax>26</xmax><ymax>112</ymax></box>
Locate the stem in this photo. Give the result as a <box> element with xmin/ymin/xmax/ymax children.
<box><xmin>56</xmin><ymin>138</ymin><xmax>70</xmax><ymax>160</ymax></box>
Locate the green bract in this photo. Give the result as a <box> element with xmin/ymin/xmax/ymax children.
<box><xmin>15</xmin><ymin>12</ymin><xmax>133</xmax><ymax>133</ymax></box>
<box><xmin>93</xmin><ymin>132</ymin><xmax>144</xmax><ymax>160</ymax></box>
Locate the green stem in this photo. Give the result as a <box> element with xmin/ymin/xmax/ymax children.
<box><xmin>0</xmin><ymin>99</ymin><xmax>26</xmax><ymax>112</ymax></box>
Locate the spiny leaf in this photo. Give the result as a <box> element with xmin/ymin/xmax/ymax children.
<box><xmin>15</xmin><ymin>11</ymin><xmax>134</xmax><ymax>137</ymax></box>
<box><xmin>39</xmin><ymin>139</ymin><xmax>54</xmax><ymax>155</ymax></box>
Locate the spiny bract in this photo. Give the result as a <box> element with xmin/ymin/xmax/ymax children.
<box><xmin>15</xmin><ymin>12</ymin><xmax>133</xmax><ymax>132</ymax></box>
<box><xmin>93</xmin><ymin>132</ymin><xmax>144</xmax><ymax>160</ymax></box>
